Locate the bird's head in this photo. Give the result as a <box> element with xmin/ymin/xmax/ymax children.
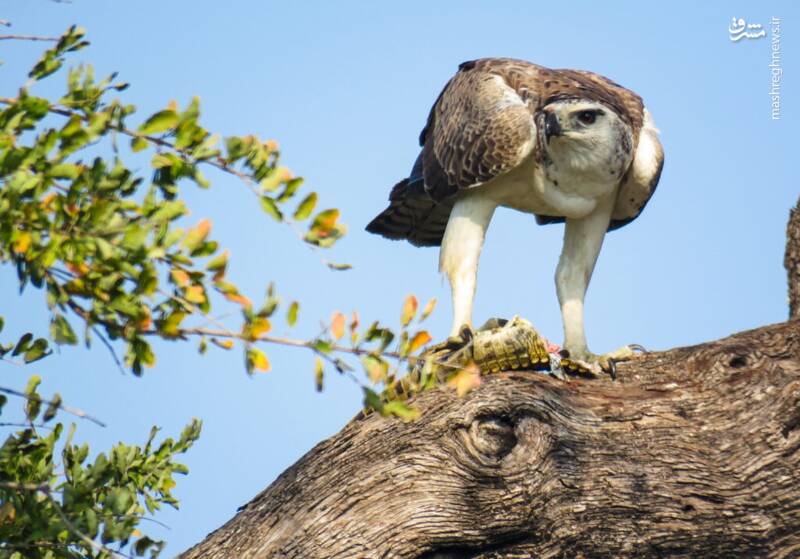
<box><xmin>539</xmin><ymin>99</ymin><xmax>634</xmax><ymax>182</ymax></box>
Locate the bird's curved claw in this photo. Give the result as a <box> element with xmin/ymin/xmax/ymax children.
<box><xmin>560</xmin><ymin>344</ymin><xmax>645</xmax><ymax>380</ymax></box>
<box><xmin>425</xmin><ymin>324</ymin><xmax>475</xmax><ymax>356</ymax></box>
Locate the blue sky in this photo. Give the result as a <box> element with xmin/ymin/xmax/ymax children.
<box><xmin>1</xmin><ymin>0</ymin><xmax>796</xmax><ymax>554</ymax></box>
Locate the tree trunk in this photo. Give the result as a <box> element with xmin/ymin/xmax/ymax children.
<box><xmin>181</xmin><ymin>319</ymin><xmax>800</xmax><ymax>559</ymax></box>
<box><xmin>785</xmin><ymin>196</ymin><xmax>800</xmax><ymax>320</ymax></box>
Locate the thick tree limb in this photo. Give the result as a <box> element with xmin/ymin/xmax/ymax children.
<box><xmin>786</xmin><ymin>197</ymin><xmax>800</xmax><ymax>320</ymax></box>
<box><xmin>182</xmin><ymin>320</ymin><xmax>800</xmax><ymax>558</ymax></box>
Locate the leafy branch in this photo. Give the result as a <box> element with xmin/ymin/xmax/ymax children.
<box><xmin>0</xmin><ymin>376</ymin><xmax>201</xmax><ymax>558</ymax></box>
<box><xmin>0</xmin><ymin>25</ymin><xmax>346</xmax><ymax>377</ymax></box>
<box><xmin>0</xmin><ymin>481</ymin><xmax>133</xmax><ymax>559</ymax></box>
<box><xmin>0</xmin><ymin>25</ymin><xmax>442</xmax><ymax>401</ymax></box>
<box><xmin>0</xmin><ymin>383</ymin><xmax>106</xmax><ymax>427</ymax></box>
<box><xmin>0</xmin><ymin>24</ymin><xmax>453</xmax><ymax>558</ymax></box>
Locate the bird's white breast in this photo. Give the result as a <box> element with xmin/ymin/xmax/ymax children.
<box><xmin>474</xmin><ymin>152</ymin><xmax>616</xmax><ymax>220</ymax></box>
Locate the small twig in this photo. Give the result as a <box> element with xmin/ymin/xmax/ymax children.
<box><xmin>127</xmin><ymin>514</ymin><xmax>170</xmax><ymax>530</ymax></box>
<box><xmin>0</xmin><ymin>386</ymin><xmax>106</xmax><ymax>427</ymax></box>
<box><xmin>0</xmin><ymin>481</ymin><xmax>50</xmax><ymax>492</ymax></box>
<box><xmin>65</xmin><ymin>278</ymin><xmax>454</xmax><ymax>374</ymax></box>
<box><xmin>0</xmin><ymin>421</ymin><xmax>55</xmax><ymax>431</ymax></box>
<box><xmin>0</xmin><ymin>355</ymin><xmax>25</xmax><ymax>367</ymax></box>
<box><xmin>0</xmin><ymin>34</ymin><xmax>59</xmax><ymax>42</ymax></box>
<box><xmin>91</xmin><ymin>326</ymin><xmax>125</xmax><ymax>374</ymax></box>
<box><xmin>0</xmin><ymin>542</ymin><xmax>73</xmax><ymax>551</ymax></box>
<box><xmin>176</xmin><ymin>326</ymin><xmax>462</xmax><ymax>372</ymax></box>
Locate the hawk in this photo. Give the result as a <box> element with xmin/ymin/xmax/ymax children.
<box><xmin>367</xmin><ymin>58</ymin><xmax>664</xmax><ymax>372</ymax></box>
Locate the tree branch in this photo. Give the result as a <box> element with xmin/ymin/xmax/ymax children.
<box><xmin>0</xmin><ymin>96</ymin><xmax>260</xmax><ymax>195</ymax></box>
<box><xmin>786</xmin><ymin>196</ymin><xmax>800</xmax><ymax>319</ymax></box>
<box><xmin>0</xmin><ymin>34</ymin><xmax>59</xmax><ymax>42</ymax></box>
<box><xmin>0</xmin><ymin>386</ymin><xmax>106</xmax><ymax>427</ymax></box>
<box><xmin>181</xmin><ymin>320</ymin><xmax>800</xmax><ymax>559</ymax></box>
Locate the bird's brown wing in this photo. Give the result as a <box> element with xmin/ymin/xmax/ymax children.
<box><xmin>420</xmin><ymin>58</ymin><xmax>544</xmax><ymax>201</ymax></box>
<box><xmin>608</xmin><ymin>109</ymin><xmax>664</xmax><ymax>230</ymax></box>
<box><xmin>366</xmin><ymin>59</ymin><xmax>546</xmax><ymax>246</ymax></box>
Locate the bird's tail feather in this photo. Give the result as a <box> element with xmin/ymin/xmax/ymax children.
<box><xmin>365</xmin><ymin>179</ymin><xmax>453</xmax><ymax>248</ymax></box>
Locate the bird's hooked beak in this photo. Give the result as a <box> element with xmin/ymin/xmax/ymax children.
<box><xmin>544</xmin><ymin>111</ymin><xmax>562</xmax><ymax>141</ymax></box>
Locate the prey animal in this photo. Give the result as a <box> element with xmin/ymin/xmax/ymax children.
<box><xmin>367</xmin><ymin>58</ymin><xmax>664</xmax><ymax>373</ymax></box>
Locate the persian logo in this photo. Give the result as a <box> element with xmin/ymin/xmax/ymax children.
<box><xmin>729</xmin><ymin>17</ymin><xmax>766</xmax><ymax>41</ymax></box>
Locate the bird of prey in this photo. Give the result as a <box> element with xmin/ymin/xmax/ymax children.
<box><xmin>366</xmin><ymin>58</ymin><xmax>664</xmax><ymax>372</ymax></box>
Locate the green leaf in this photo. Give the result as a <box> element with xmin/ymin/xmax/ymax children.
<box><xmin>362</xmin><ymin>387</ymin><xmax>384</xmax><ymax>414</ymax></box>
<box><xmin>278</xmin><ymin>177</ymin><xmax>304</xmax><ymax>203</ymax></box>
<box><xmin>326</xmin><ymin>261</ymin><xmax>352</xmax><ymax>271</ymax></box>
<box><xmin>127</xmin><ymin>338</ymin><xmax>156</xmax><ymax>375</ymax></box>
<box><xmin>314</xmin><ymin>357</ymin><xmax>324</xmax><ymax>392</ymax></box>
<box><xmin>260</xmin><ymin>196</ymin><xmax>283</xmax><ymax>222</ymax></box>
<box><xmin>131</xmin><ymin>136</ymin><xmax>148</xmax><ymax>152</ymax></box>
<box><xmin>286</xmin><ymin>301</ymin><xmax>299</xmax><ymax>327</ymax></box>
<box><xmin>138</xmin><ymin>109</ymin><xmax>179</xmax><ymax>135</ymax></box>
<box><xmin>259</xmin><ymin>167</ymin><xmax>289</xmax><ymax>192</ymax></box>
<box><xmin>49</xmin><ymin>163</ymin><xmax>81</xmax><ymax>179</ymax></box>
<box><xmin>311</xmin><ymin>208</ymin><xmax>339</xmax><ymax>230</ymax></box>
<box><xmin>85</xmin><ymin>509</ymin><xmax>99</xmax><ymax>538</ymax></box>
<box><xmin>51</xmin><ymin>314</ymin><xmax>78</xmax><ymax>345</ymax></box>
<box><xmin>225</xmin><ymin>136</ymin><xmax>247</xmax><ymax>161</ymax></box>
<box><xmin>106</xmin><ymin>487</ymin><xmax>134</xmax><ymax>515</ymax></box>
<box><xmin>28</xmin><ymin>25</ymin><xmax>88</xmax><ymax>80</ymax></box>
<box><xmin>205</xmin><ymin>250</ymin><xmax>229</xmax><ymax>276</ymax></box>
<box><xmin>42</xmin><ymin>392</ymin><xmax>62</xmax><ymax>422</ymax></box>
<box><xmin>11</xmin><ymin>333</ymin><xmax>33</xmax><ymax>356</ymax></box>
<box><xmin>134</xmin><ymin>535</ymin><xmax>159</xmax><ymax>556</ymax></box>
<box><xmin>175</xmin><ymin>418</ymin><xmax>202</xmax><ymax>451</ymax></box>
<box><xmin>293</xmin><ymin>192</ymin><xmax>317</xmax><ymax>220</ymax></box>
<box><xmin>383</xmin><ymin>400</ymin><xmax>421</xmax><ymax>421</ymax></box>
<box><xmin>245</xmin><ymin>347</ymin><xmax>270</xmax><ymax>374</ymax></box>
<box><xmin>313</xmin><ymin>339</ymin><xmax>332</xmax><ymax>354</ymax></box>
<box><xmin>304</xmin><ymin>208</ymin><xmax>346</xmax><ymax>248</ymax></box>
<box><xmin>183</xmin><ymin>219</ymin><xmax>211</xmax><ymax>253</ymax></box>
<box><xmin>362</xmin><ymin>354</ymin><xmax>388</xmax><ymax>384</ymax></box>
<box><xmin>24</xmin><ymin>338</ymin><xmax>51</xmax><ymax>363</ymax></box>
<box><xmin>24</xmin><ymin>375</ymin><xmax>42</xmax><ymax>395</ymax></box>
<box><xmin>24</xmin><ymin>375</ymin><xmax>42</xmax><ymax>421</ymax></box>
<box><xmin>160</xmin><ymin>312</ymin><xmax>186</xmax><ymax>337</ymax></box>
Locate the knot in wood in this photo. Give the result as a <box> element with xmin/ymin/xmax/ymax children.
<box><xmin>468</xmin><ymin>416</ymin><xmax>517</xmax><ymax>458</ymax></box>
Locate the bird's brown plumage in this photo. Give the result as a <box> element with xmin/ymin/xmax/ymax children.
<box><xmin>367</xmin><ymin>57</ymin><xmax>660</xmax><ymax>245</ymax></box>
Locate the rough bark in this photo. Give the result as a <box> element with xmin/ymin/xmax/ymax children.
<box><xmin>786</xmin><ymin>196</ymin><xmax>800</xmax><ymax>320</ymax></box>
<box><xmin>182</xmin><ymin>319</ymin><xmax>800</xmax><ymax>559</ymax></box>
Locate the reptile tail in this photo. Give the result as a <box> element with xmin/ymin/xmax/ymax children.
<box><xmin>366</xmin><ymin>178</ymin><xmax>454</xmax><ymax>248</ymax></box>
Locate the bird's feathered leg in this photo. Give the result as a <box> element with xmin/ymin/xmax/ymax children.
<box><xmin>556</xmin><ymin>193</ymin><xmax>639</xmax><ymax>376</ymax></box>
<box><xmin>440</xmin><ymin>193</ymin><xmax>497</xmax><ymax>338</ymax></box>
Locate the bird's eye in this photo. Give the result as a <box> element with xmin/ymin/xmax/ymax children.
<box><xmin>577</xmin><ymin>110</ymin><xmax>597</xmax><ymax>125</ymax></box>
